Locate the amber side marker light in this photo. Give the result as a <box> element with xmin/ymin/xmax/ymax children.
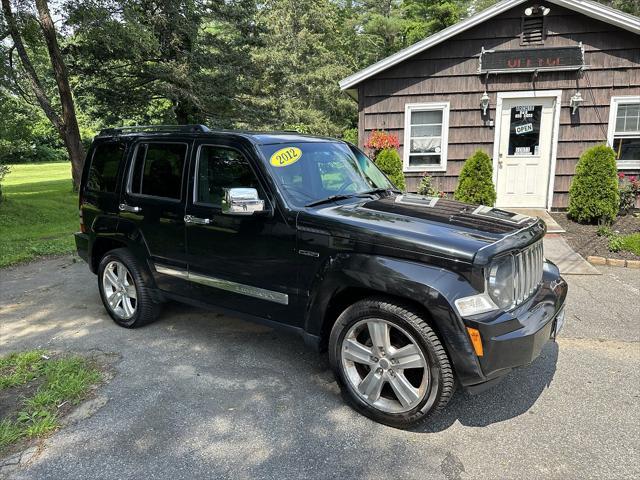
<box><xmin>467</xmin><ymin>327</ymin><xmax>484</xmax><ymax>357</ymax></box>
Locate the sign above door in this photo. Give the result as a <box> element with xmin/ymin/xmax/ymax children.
<box><xmin>479</xmin><ymin>45</ymin><xmax>584</xmax><ymax>74</ymax></box>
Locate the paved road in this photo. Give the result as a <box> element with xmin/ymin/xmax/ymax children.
<box><xmin>1</xmin><ymin>256</ymin><xmax>639</xmax><ymax>480</ymax></box>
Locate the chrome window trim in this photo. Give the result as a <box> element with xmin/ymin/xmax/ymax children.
<box><xmin>154</xmin><ymin>263</ymin><xmax>288</xmax><ymax>305</ymax></box>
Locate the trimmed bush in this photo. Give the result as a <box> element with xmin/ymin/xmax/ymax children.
<box><xmin>568</xmin><ymin>145</ymin><xmax>619</xmax><ymax>224</ymax></box>
<box><xmin>375</xmin><ymin>148</ymin><xmax>406</xmax><ymax>191</ymax></box>
<box><xmin>454</xmin><ymin>150</ymin><xmax>496</xmax><ymax>205</ymax></box>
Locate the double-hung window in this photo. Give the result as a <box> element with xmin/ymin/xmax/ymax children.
<box><xmin>403</xmin><ymin>102</ymin><xmax>450</xmax><ymax>172</ymax></box>
<box><xmin>608</xmin><ymin>96</ymin><xmax>640</xmax><ymax>169</ymax></box>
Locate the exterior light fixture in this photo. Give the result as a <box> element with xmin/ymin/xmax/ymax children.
<box><xmin>525</xmin><ymin>5</ymin><xmax>550</xmax><ymax>16</ymax></box>
<box><xmin>570</xmin><ymin>91</ymin><xmax>584</xmax><ymax>115</ymax></box>
<box><xmin>480</xmin><ymin>91</ymin><xmax>490</xmax><ymax>115</ymax></box>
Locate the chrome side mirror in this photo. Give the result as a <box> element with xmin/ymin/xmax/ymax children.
<box><xmin>222</xmin><ymin>188</ymin><xmax>266</xmax><ymax>215</ymax></box>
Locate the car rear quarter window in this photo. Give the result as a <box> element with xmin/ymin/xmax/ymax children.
<box><xmin>87</xmin><ymin>142</ymin><xmax>125</xmax><ymax>192</ymax></box>
<box><xmin>196</xmin><ymin>145</ymin><xmax>260</xmax><ymax>206</ymax></box>
<box><xmin>130</xmin><ymin>143</ymin><xmax>187</xmax><ymax>200</ymax></box>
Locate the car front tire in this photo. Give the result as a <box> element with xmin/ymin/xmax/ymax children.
<box><xmin>97</xmin><ymin>248</ymin><xmax>160</xmax><ymax>328</ymax></box>
<box><xmin>329</xmin><ymin>297</ymin><xmax>454</xmax><ymax>428</ymax></box>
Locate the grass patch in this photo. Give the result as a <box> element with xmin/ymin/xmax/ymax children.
<box><xmin>609</xmin><ymin>232</ymin><xmax>640</xmax><ymax>255</ymax></box>
<box><xmin>0</xmin><ymin>350</ymin><xmax>101</xmax><ymax>454</ymax></box>
<box><xmin>0</xmin><ymin>162</ymin><xmax>77</xmax><ymax>267</ymax></box>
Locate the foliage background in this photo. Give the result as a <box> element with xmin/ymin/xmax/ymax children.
<box><xmin>0</xmin><ymin>0</ymin><xmax>637</xmax><ymax>165</ymax></box>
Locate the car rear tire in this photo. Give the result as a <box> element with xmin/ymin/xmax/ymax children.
<box><xmin>328</xmin><ymin>297</ymin><xmax>454</xmax><ymax>428</ymax></box>
<box><xmin>97</xmin><ymin>248</ymin><xmax>161</xmax><ymax>328</ymax></box>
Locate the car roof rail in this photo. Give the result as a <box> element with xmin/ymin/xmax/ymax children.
<box><xmin>97</xmin><ymin>124</ymin><xmax>211</xmax><ymax>136</ymax></box>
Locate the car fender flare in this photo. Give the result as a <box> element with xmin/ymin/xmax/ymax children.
<box><xmin>304</xmin><ymin>253</ymin><xmax>485</xmax><ymax>385</ymax></box>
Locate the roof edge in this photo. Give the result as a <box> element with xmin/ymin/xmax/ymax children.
<box><xmin>339</xmin><ymin>0</ymin><xmax>640</xmax><ymax>91</ymax></box>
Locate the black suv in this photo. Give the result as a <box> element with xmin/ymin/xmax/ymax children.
<box><xmin>75</xmin><ymin>125</ymin><xmax>567</xmax><ymax>428</ymax></box>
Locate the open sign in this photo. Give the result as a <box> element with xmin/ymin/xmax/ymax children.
<box><xmin>515</xmin><ymin>123</ymin><xmax>534</xmax><ymax>135</ymax></box>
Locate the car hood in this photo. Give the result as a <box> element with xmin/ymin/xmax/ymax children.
<box><xmin>297</xmin><ymin>194</ymin><xmax>545</xmax><ymax>264</ymax></box>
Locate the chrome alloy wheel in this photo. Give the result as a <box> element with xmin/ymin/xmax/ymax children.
<box><xmin>341</xmin><ymin>319</ymin><xmax>430</xmax><ymax>413</ymax></box>
<box><xmin>102</xmin><ymin>260</ymin><xmax>137</xmax><ymax>320</ymax></box>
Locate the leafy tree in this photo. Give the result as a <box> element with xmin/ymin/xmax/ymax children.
<box><xmin>0</xmin><ymin>93</ymin><xmax>66</xmax><ymax>164</ymax></box>
<box><xmin>454</xmin><ymin>150</ymin><xmax>496</xmax><ymax>205</ymax></box>
<box><xmin>375</xmin><ymin>148</ymin><xmax>405</xmax><ymax>191</ymax></box>
<box><xmin>248</xmin><ymin>0</ymin><xmax>356</xmax><ymax>135</ymax></box>
<box><xmin>598</xmin><ymin>0</ymin><xmax>640</xmax><ymax>15</ymax></box>
<box><xmin>403</xmin><ymin>1</ymin><xmax>467</xmax><ymax>45</ymax></box>
<box><xmin>65</xmin><ymin>0</ymin><xmax>261</xmax><ymax>126</ymax></box>
<box><xmin>1</xmin><ymin>0</ymin><xmax>85</xmax><ymax>187</ymax></box>
<box><xmin>568</xmin><ymin>145</ymin><xmax>620</xmax><ymax>224</ymax></box>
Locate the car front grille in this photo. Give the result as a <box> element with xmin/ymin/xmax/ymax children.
<box><xmin>513</xmin><ymin>240</ymin><xmax>544</xmax><ymax>306</ymax></box>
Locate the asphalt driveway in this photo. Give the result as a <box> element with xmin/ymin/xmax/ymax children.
<box><xmin>1</xmin><ymin>256</ymin><xmax>639</xmax><ymax>479</ymax></box>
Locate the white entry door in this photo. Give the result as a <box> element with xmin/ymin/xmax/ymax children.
<box><xmin>495</xmin><ymin>96</ymin><xmax>557</xmax><ymax>208</ymax></box>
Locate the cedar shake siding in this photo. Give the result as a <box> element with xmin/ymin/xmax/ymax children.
<box><xmin>352</xmin><ymin>1</ymin><xmax>640</xmax><ymax>208</ymax></box>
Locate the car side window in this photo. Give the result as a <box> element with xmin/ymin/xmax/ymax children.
<box><xmin>87</xmin><ymin>142</ymin><xmax>125</xmax><ymax>193</ymax></box>
<box><xmin>130</xmin><ymin>143</ymin><xmax>187</xmax><ymax>200</ymax></box>
<box><xmin>196</xmin><ymin>145</ymin><xmax>261</xmax><ymax>206</ymax></box>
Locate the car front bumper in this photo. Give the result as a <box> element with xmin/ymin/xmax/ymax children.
<box><xmin>462</xmin><ymin>260</ymin><xmax>568</xmax><ymax>391</ymax></box>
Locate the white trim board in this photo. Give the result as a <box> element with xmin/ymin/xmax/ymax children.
<box><xmin>491</xmin><ymin>90</ymin><xmax>563</xmax><ymax>210</ymax></box>
<box><xmin>403</xmin><ymin>102</ymin><xmax>450</xmax><ymax>173</ymax></box>
<box><xmin>339</xmin><ymin>0</ymin><xmax>640</xmax><ymax>91</ymax></box>
<box><xmin>607</xmin><ymin>96</ymin><xmax>640</xmax><ymax>170</ymax></box>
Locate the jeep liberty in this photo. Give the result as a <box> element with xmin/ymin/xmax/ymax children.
<box><xmin>75</xmin><ymin>125</ymin><xmax>567</xmax><ymax>428</ymax></box>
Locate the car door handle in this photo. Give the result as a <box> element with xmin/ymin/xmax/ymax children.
<box><xmin>119</xmin><ymin>203</ymin><xmax>142</xmax><ymax>213</ymax></box>
<box><xmin>184</xmin><ymin>215</ymin><xmax>212</xmax><ymax>225</ymax></box>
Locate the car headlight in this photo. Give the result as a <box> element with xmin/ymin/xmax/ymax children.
<box><xmin>453</xmin><ymin>254</ymin><xmax>517</xmax><ymax>318</ymax></box>
<box><xmin>487</xmin><ymin>254</ymin><xmax>515</xmax><ymax>310</ymax></box>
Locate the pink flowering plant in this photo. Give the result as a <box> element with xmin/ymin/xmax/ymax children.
<box><xmin>618</xmin><ymin>172</ymin><xmax>640</xmax><ymax>215</ymax></box>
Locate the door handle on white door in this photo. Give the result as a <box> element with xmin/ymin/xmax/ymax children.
<box><xmin>119</xmin><ymin>203</ymin><xmax>142</xmax><ymax>213</ymax></box>
<box><xmin>184</xmin><ymin>215</ymin><xmax>212</xmax><ymax>225</ymax></box>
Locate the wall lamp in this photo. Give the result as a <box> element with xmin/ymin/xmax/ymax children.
<box><xmin>480</xmin><ymin>91</ymin><xmax>490</xmax><ymax>116</ymax></box>
<box><xmin>570</xmin><ymin>91</ymin><xmax>584</xmax><ymax>115</ymax></box>
<box><xmin>525</xmin><ymin>5</ymin><xmax>551</xmax><ymax>16</ymax></box>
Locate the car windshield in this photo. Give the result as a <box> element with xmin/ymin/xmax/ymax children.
<box><xmin>259</xmin><ymin>142</ymin><xmax>394</xmax><ymax>207</ymax></box>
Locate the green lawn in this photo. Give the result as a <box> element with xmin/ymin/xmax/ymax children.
<box><xmin>0</xmin><ymin>162</ymin><xmax>77</xmax><ymax>268</ymax></box>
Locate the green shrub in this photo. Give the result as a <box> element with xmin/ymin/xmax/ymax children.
<box><xmin>568</xmin><ymin>145</ymin><xmax>619</xmax><ymax>224</ymax></box>
<box><xmin>608</xmin><ymin>235</ymin><xmax>624</xmax><ymax>252</ymax></box>
<box><xmin>454</xmin><ymin>150</ymin><xmax>496</xmax><ymax>205</ymax></box>
<box><xmin>417</xmin><ymin>174</ymin><xmax>442</xmax><ymax>197</ymax></box>
<box><xmin>596</xmin><ymin>225</ymin><xmax>614</xmax><ymax>238</ymax></box>
<box><xmin>374</xmin><ymin>148</ymin><xmax>406</xmax><ymax>191</ymax></box>
<box><xmin>342</xmin><ymin>127</ymin><xmax>358</xmax><ymax>145</ymax></box>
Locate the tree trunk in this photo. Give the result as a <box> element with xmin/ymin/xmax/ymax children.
<box><xmin>1</xmin><ymin>0</ymin><xmax>85</xmax><ymax>189</ymax></box>
<box><xmin>34</xmin><ymin>0</ymin><xmax>85</xmax><ymax>189</ymax></box>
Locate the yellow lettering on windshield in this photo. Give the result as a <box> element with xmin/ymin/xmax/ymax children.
<box><xmin>270</xmin><ymin>147</ymin><xmax>302</xmax><ymax>167</ymax></box>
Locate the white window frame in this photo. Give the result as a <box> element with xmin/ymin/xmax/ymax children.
<box><xmin>607</xmin><ymin>96</ymin><xmax>640</xmax><ymax>170</ymax></box>
<box><xmin>403</xmin><ymin>102</ymin><xmax>450</xmax><ymax>173</ymax></box>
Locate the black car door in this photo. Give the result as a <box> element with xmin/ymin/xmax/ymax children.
<box><xmin>119</xmin><ymin>138</ymin><xmax>192</xmax><ymax>295</ymax></box>
<box><xmin>183</xmin><ymin>138</ymin><xmax>300</xmax><ymax>325</ymax></box>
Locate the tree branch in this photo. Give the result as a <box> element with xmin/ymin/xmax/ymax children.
<box><xmin>0</xmin><ymin>0</ymin><xmax>63</xmax><ymax>132</ymax></box>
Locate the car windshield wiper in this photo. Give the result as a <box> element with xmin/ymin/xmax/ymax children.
<box><xmin>305</xmin><ymin>188</ymin><xmax>401</xmax><ymax>208</ymax></box>
<box><xmin>305</xmin><ymin>194</ymin><xmax>359</xmax><ymax>208</ymax></box>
